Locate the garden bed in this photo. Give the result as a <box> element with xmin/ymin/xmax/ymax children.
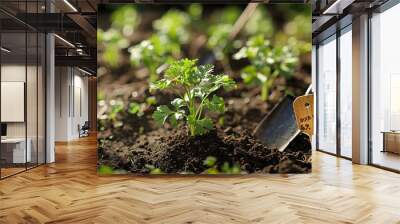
<box><xmin>98</xmin><ymin>78</ymin><xmax>312</xmax><ymax>174</ymax></box>
<box><xmin>97</xmin><ymin>4</ymin><xmax>312</xmax><ymax>174</ymax></box>
<box><xmin>100</xmin><ymin>127</ymin><xmax>311</xmax><ymax>174</ymax></box>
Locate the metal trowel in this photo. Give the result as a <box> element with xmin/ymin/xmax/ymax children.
<box><xmin>253</xmin><ymin>86</ymin><xmax>314</xmax><ymax>151</ymax></box>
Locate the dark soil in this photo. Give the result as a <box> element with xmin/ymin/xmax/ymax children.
<box><xmin>98</xmin><ymin>46</ymin><xmax>312</xmax><ymax>175</ymax></box>
<box><xmin>99</xmin><ymin>126</ymin><xmax>311</xmax><ymax>174</ymax></box>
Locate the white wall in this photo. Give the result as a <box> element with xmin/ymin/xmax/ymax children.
<box><xmin>1</xmin><ymin>65</ymin><xmax>40</xmax><ymax>138</ymax></box>
<box><xmin>55</xmin><ymin>66</ymin><xmax>69</xmax><ymax>141</ymax></box>
<box><xmin>55</xmin><ymin>66</ymin><xmax>89</xmax><ymax>141</ymax></box>
<box><xmin>72</xmin><ymin>73</ymin><xmax>89</xmax><ymax>138</ymax></box>
<box><xmin>1</xmin><ymin>63</ymin><xmax>46</xmax><ymax>164</ymax></box>
<box><xmin>1</xmin><ymin>65</ymin><xmax>26</xmax><ymax>138</ymax></box>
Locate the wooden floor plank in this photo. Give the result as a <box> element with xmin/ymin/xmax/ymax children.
<box><xmin>0</xmin><ymin>135</ymin><xmax>400</xmax><ymax>223</ymax></box>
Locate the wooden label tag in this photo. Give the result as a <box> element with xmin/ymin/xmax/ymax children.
<box><xmin>293</xmin><ymin>95</ymin><xmax>314</xmax><ymax>137</ymax></box>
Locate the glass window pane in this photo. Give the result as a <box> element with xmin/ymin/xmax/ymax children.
<box><xmin>0</xmin><ymin>1</ymin><xmax>46</xmax><ymax>179</ymax></box>
<box><xmin>38</xmin><ymin>32</ymin><xmax>45</xmax><ymax>165</ymax></box>
<box><xmin>371</xmin><ymin>4</ymin><xmax>400</xmax><ymax>171</ymax></box>
<box><xmin>317</xmin><ymin>35</ymin><xmax>337</xmax><ymax>154</ymax></box>
<box><xmin>339</xmin><ymin>26</ymin><xmax>352</xmax><ymax>158</ymax></box>
<box><xmin>26</xmin><ymin>0</ymin><xmax>40</xmax><ymax>169</ymax></box>
<box><xmin>1</xmin><ymin>31</ymin><xmax>27</xmax><ymax>177</ymax></box>
<box><xmin>27</xmin><ymin>30</ymin><xmax>38</xmax><ymax>169</ymax></box>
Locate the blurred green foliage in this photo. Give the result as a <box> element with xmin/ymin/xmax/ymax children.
<box><xmin>203</xmin><ymin>156</ymin><xmax>242</xmax><ymax>174</ymax></box>
<box><xmin>108</xmin><ymin>99</ymin><xmax>125</xmax><ymax>128</ymax></box>
<box><xmin>129</xmin><ymin>9</ymin><xmax>191</xmax><ymax>82</ymax></box>
<box><xmin>244</xmin><ymin>5</ymin><xmax>274</xmax><ymax>37</ymax></box>
<box><xmin>128</xmin><ymin>102</ymin><xmax>142</xmax><ymax>116</ymax></box>
<box><xmin>203</xmin><ymin>156</ymin><xmax>217</xmax><ymax>167</ymax></box>
<box><xmin>153</xmin><ymin>10</ymin><xmax>190</xmax><ymax>45</ymax></box>
<box><xmin>99</xmin><ymin>4</ymin><xmax>311</xmax><ymax>80</ymax></box>
<box><xmin>284</xmin><ymin>14</ymin><xmax>311</xmax><ymax>41</ymax></box>
<box><xmin>188</xmin><ymin>3</ymin><xmax>203</xmax><ymax>21</ymax></box>
<box><xmin>110</xmin><ymin>5</ymin><xmax>139</xmax><ymax>36</ymax></box>
<box><xmin>215</xmin><ymin>6</ymin><xmax>242</xmax><ymax>24</ymax></box>
<box><xmin>129</xmin><ymin>35</ymin><xmax>175</xmax><ymax>81</ymax></box>
<box><xmin>97</xmin><ymin>29</ymin><xmax>129</xmax><ymax>67</ymax></box>
<box><xmin>98</xmin><ymin>5</ymin><xmax>139</xmax><ymax>68</ymax></box>
<box><xmin>234</xmin><ymin>34</ymin><xmax>299</xmax><ymax>101</ymax></box>
<box><xmin>98</xmin><ymin>165</ymin><xmax>114</xmax><ymax>175</ymax></box>
<box><xmin>98</xmin><ymin>96</ymin><xmax>154</xmax><ymax>131</ymax></box>
<box><xmin>145</xmin><ymin>164</ymin><xmax>164</xmax><ymax>174</ymax></box>
<box><xmin>98</xmin><ymin>4</ymin><xmax>312</xmax><ymax>138</ymax></box>
<box><xmin>207</xmin><ymin>6</ymin><xmax>241</xmax><ymax>61</ymax></box>
<box><xmin>98</xmin><ymin>165</ymin><xmax>128</xmax><ymax>175</ymax></box>
<box><xmin>146</xmin><ymin>96</ymin><xmax>157</xmax><ymax>106</ymax></box>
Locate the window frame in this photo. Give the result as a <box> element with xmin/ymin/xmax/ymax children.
<box><xmin>315</xmin><ymin>18</ymin><xmax>353</xmax><ymax>160</ymax></box>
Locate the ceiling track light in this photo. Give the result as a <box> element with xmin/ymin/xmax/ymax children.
<box><xmin>322</xmin><ymin>0</ymin><xmax>342</xmax><ymax>15</ymax></box>
<box><xmin>63</xmin><ymin>0</ymin><xmax>78</xmax><ymax>12</ymax></box>
<box><xmin>1</xmin><ymin>47</ymin><xmax>11</xmax><ymax>53</ymax></box>
<box><xmin>78</xmin><ymin>67</ymin><xmax>93</xmax><ymax>76</ymax></box>
<box><xmin>322</xmin><ymin>0</ymin><xmax>354</xmax><ymax>15</ymax></box>
<box><xmin>54</xmin><ymin>34</ymin><xmax>75</xmax><ymax>48</ymax></box>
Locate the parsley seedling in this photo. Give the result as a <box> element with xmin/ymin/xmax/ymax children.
<box><xmin>151</xmin><ymin>59</ymin><xmax>235</xmax><ymax>136</ymax></box>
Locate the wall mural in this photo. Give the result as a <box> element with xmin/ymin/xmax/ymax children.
<box><xmin>97</xmin><ymin>3</ymin><xmax>312</xmax><ymax>175</ymax></box>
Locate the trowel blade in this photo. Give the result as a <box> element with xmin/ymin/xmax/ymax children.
<box><xmin>253</xmin><ymin>96</ymin><xmax>300</xmax><ymax>152</ymax></box>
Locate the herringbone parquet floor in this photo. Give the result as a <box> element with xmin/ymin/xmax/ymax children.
<box><xmin>1</xmin><ymin>135</ymin><xmax>400</xmax><ymax>224</ymax></box>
